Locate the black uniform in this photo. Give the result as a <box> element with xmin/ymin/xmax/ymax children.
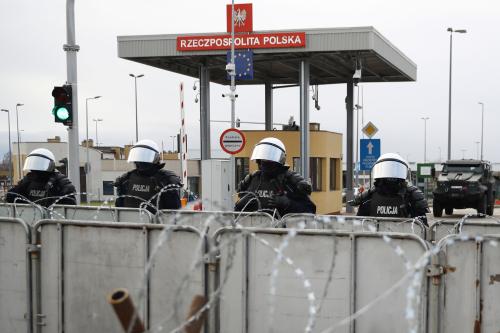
<box><xmin>114</xmin><ymin>163</ymin><xmax>182</xmax><ymax>213</ymax></box>
<box><xmin>234</xmin><ymin>165</ymin><xmax>316</xmax><ymax>217</ymax></box>
<box><xmin>352</xmin><ymin>181</ymin><xmax>429</xmax><ymax>225</ymax></box>
<box><xmin>5</xmin><ymin>171</ymin><xmax>76</xmax><ymax>207</ymax></box>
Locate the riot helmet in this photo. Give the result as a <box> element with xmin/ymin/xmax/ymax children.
<box><xmin>23</xmin><ymin>148</ymin><xmax>56</xmax><ymax>172</ymax></box>
<box><xmin>250</xmin><ymin>137</ymin><xmax>286</xmax><ymax>165</ymax></box>
<box><xmin>371</xmin><ymin>153</ymin><xmax>409</xmax><ymax>180</ymax></box>
<box><xmin>127</xmin><ymin>139</ymin><xmax>161</xmax><ymax>164</ymax></box>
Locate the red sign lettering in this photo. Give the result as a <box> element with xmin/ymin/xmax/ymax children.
<box><xmin>226</xmin><ymin>3</ymin><xmax>253</xmax><ymax>33</ymax></box>
<box><xmin>177</xmin><ymin>32</ymin><xmax>306</xmax><ymax>51</ymax></box>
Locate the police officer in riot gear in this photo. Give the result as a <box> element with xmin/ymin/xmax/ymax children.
<box><xmin>114</xmin><ymin>139</ymin><xmax>181</xmax><ymax>212</ymax></box>
<box><xmin>349</xmin><ymin>153</ymin><xmax>429</xmax><ymax>224</ymax></box>
<box><xmin>5</xmin><ymin>148</ymin><xmax>76</xmax><ymax>207</ymax></box>
<box><xmin>235</xmin><ymin>137</ymin><xmax>316</xmax><ymax>217</ymax></box>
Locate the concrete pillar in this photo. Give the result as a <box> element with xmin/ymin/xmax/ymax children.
<box><xmin>346</xmin><ymin>81</ymin><xmax>354</xmax><ymax>213</ymax></box>
<box><xmin>265</xmin><ymin>82</ymin><xmax>273</xmax><ymax>131</ymax></box>
<box><xmin>199</xmin><ymin>65</ymin><xmax>211</xmax><ymax>160</ymax></box>
<box><xmin>299</xmin><ymin>60</ymin><xmax>310</xmax><ymax>180</ymax></box>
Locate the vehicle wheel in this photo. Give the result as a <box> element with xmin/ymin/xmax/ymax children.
<box><xmin>477</xmin><ymin>196</ymin><xmax>487</xmax><ymax>215</ymax></box>
<box><xmin>445</xmin><ymin>207</ymin><xmax>453</xmax><ymax>215</ymax></box>
<box><xmin>433</xmin><ymin>200</ymin><xmax>443</xmax><ymax>217</ymax></box>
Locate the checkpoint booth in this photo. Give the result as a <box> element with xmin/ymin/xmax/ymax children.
<box><xmin>117</xmin><ymin>4</ymin><xmax>416</xmax><ymax>212</ymax></box>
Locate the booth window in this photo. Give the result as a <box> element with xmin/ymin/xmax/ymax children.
<box><xmin>310</xmin><ymin>158</ymin><xmax>322</xmax><ymax>191</ymax></box>
<box><xmin>102</xmin><ymin>181</ymin><xmax>114</xmax><ymax>195</ymax></box>
<box><xmin>292</xmin><ymin>157</ymin><xmax>323</xmax><ymax>192</ymax></box>
<box><xmin>330</xmin><ymin>158</ymin><xmax>339</xmax><ymax>190</ymax></box>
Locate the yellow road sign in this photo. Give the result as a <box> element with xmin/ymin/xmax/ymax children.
<box><xmin>362</xmin><ymin>121</ymin><xmax>378</xmax><ymax>138</ymax></box>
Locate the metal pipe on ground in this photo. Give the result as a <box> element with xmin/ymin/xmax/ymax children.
<box><xmin>185</xmin><ymin>295</ymin><xmax>207</xmax><ymax>333</ymax></box>
<box><xmin>107</xmin><ymin>288</ymin><xmax>145</xmax><ymax>333</ymax></box>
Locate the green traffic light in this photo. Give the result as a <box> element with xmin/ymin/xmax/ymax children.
<box><xmin>55</xmin><ymin>107</ymin><xmax>70</xmax><ymax>121</ymax></box>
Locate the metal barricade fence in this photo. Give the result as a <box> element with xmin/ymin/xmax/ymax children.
<box><xmin>0</xmin><ymin>203</ymin><xmax>45</xmax><ymax>226</ymax></box>
<box><xmin>435</xmin><ymin>234</ymin><xmax>500</xmax><ymax>333</ymax></box>
<box><xmin>430</xmin><ymin>218</ymin><xmax>500</xmax><ymax>242</ymax></box>
<box><xmin>4</xmin><ymin>211</ymin><xmax>500</xmax><ymax>332</ymax></box>
<box><xmin>33</xmin><ymin>220</ymin><xmax>204</xmax><ymax>333</ymax></box>
<box><xmin>281</xmin><ymin>213</ymin><xmax>428</xmax><ymax>240</ymax></box>
<box><xmin>49</xmin><ymin>205</ymin><xmax>153</xmax><ymax>223</ymax></box>
<box><xmin>213</xmin><ymin>227</ymin><xmax>431</xmax><ymax>333</ymax></box>
<box><xmin>0</xmin><ymin>218</ymin><xmax>33</xmax><ymax>333</ymax></box>
<box><xmin>157</xmin><ymin>210</ymin><xmax>275</xmax><ymax>231</ymax></box>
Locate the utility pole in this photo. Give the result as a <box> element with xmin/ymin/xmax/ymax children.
<box><xmin>0</xmin><ymin>109</ymin><xmax>12</xmax><ymax>186</ymax></box>
<box><xmin>64</xmin><ymin>0</ymin><xmax>81</xmax><ymax>203</ymax></box>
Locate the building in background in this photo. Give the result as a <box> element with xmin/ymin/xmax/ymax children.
<box><xmin>11</xmin><ymin>137</ymin><xmax>201</xmax><ymax>202</ymax></box>
<box><xmin>234</xmin><ymin>125</ymin><xmax>343</xmax><ymax>214</ymax></box>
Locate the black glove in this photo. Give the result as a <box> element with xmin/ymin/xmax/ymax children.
<box><xmin>268</xmin><ymin>195</ymin><xmax>291</xmax><ymax>210</ymax></box>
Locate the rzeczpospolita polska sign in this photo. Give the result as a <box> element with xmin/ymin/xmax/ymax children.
<box><xmin>177</xmin><ymin>32</ymin><xmax>306</xmax><ymax>51</ymax></box>
<box><xmin>220</xmin><ymin>128</ymin><xmax>246</xmax><ymax>155</ymax></box>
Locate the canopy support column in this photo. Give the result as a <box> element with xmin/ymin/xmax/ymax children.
<box><xmin>200</xmin><ymin>65</ymin><xmax>211</xmax><ymax>160</ymax></box>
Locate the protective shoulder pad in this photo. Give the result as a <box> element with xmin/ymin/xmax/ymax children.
<box><xmin>407</xmin><ymin>185</ymin><xmax>425</xmax><ymax>201</ymax></box>
<box><xmin>53</xmin><ymin>173</ymin><xmax>71</xmax><ymax>186</ymax></box>
<box><xmin>406</xmin><ymin>185</ymin><xmax>428</xmax><ymax>209</ymax></box>
<box><xmin>238</xmin><ymin>172</ymin><xmax>255</xmax><ymax>192</ymax></box>
<box><xmin>114</xmin><ymin>170</ymin><xmax>134</xmax><ymax>187</ymax></box>
<box><xmin>285</xmin><ymin>170</ymin><xmax>312</xmax><ymax>195</ymax></box>
<box><xmin>157</xmin><ymin>169</ymin><xmax>182</xmax><ymax>187</ymax></box>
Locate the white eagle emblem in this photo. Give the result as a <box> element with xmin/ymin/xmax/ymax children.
<box><xmin>234</xmin><ymin>9</ymin><xmax>247</xmax><ymax>27</ymax></box>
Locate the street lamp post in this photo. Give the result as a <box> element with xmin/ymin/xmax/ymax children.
<box><xmin>15</xmin><ymin>103</ymin><xmax>23</xmax><ymax>179</ymax></box>
<box><xmin>169</xmin><ymin>135</ymin><xmax>176</xmax><ymax>152</ymax></box>
<box><xmin>421</xmin><ymin>117</ymin><xmax>430</xmax><ymax>162</ymax></box>
<box><xmin>478</xmin><ymin>102</ymin><xmax>484</xmax><ymax>160</ymax></box>
<box><xmin>461</xmin><ymin>149</ymin><xmax>467</xmax><ymax>159</ymax></box>
<box><xmin>0</xmin><ymin>109</ymin><xmax>12</xmax><ymax>186</ymax></box>
<box><xmin>475</xmin><ymin>141</ymin><xmax>480</xmax><ymax>160</ymax></box>
<box><xmin>85</xmin><ymin>96</ymin><xmax>102</xmax><ymax>173</ymax></box>
<box><xmin>354</xmin><ymin>103</ymin><xmax>363</xmax><ymax>185</ymax></box>
<box><xmin>93</xmin><ymin>119</ymin><xmax>103</xmax><ymax>147</ymax></box>
<box><xmin>447</xmin><ymin>27</ymin><xmax>467</xmax><ymax>161</ymax></box>
<box><xmin>129</xmin><ymin>74</ymin><xmax>144</xmax><ymax>142</ymax></box>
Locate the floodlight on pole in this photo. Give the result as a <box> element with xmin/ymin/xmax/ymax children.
<box><xmin>446</xmin><ymin>27</ymin><xmax>467</xmax><ymax>161</ymax></box>
<box><xmin>85</xmin><ymin>96</ymin><xmax>102</xmax><ymax>176</ymax></box>
<box><xmin>478</xmin><ymin>102</ymin><xmax>484</xmax><ymax>160</ymax></box>
<box><xmin>129</xmin><ymin>73</ymin><xmax>144</xmax><ymax>142</ymax></box>
<box><xmin>421</xmin><ymin>117</ymin><xmax>430</xmax><ymax>162</ymax></box>
<box><xmin>169</xmin><ymin>135</ymin><xmax>176</xmax><ymax>152</ymax></box>
<box><xmin>93</xmin><ymin>118</ymin><xmax>103</xmax><ymax>147</ymax></box>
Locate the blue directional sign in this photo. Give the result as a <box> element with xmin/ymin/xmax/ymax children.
<box><xmin>360</xmin><ymin>139</ymin><xmax>381</xmax><ymax>171</ymax></box>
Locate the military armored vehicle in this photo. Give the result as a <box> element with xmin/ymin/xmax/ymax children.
<box><xmin>433</xmin><ymin>159</ymin><xmax>495</xmax><ymax>217</ymax></box>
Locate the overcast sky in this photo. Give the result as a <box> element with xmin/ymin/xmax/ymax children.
<box><xmin>0</xmin><ymin>0</ymin><xmax>498</xmax><ymax>163</ymax></box>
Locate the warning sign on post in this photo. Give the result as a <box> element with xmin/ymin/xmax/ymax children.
<box><xmin>220</xmin><ymin>128</ymin><xmax>246</xmax><ymax>154</ymax></box>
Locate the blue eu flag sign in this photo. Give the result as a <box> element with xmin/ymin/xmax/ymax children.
<box><xmin>226</xmin><ymin>50</ymin><xmax>253</xmax><ymax>80</ymax></box>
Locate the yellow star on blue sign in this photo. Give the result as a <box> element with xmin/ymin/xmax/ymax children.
<box><xmin>226</xmin><ymin>50</ymin><xmax>253</xmax><ymax>80</ymax></box>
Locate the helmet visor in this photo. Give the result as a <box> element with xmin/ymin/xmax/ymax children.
<box><xmin>372</xmin><ymin>160</ymin><xmax>408</xmax><ymax>180</ymax></box>
<box><xmin>127</xmin><ymin>146</ymin><xmax>158</xmax><ymax>163</ymax></box>
<box><xmin>250</xmin><ymin>143</ymin><xmax>286</xmax><ymax>164</ymax></box>
<box><xmin>23</xmin><ymin>155</ymin><xmax>52</xmax><ymax>171</ymax></box>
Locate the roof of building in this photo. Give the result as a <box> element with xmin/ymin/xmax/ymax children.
<box><xmin>117</xmin><ymin>26</ymin><xmax>416</xmax><ymax>85</ymax></box>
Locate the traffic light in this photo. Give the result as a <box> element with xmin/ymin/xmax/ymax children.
<box><xmin>52</xmin><ymin>85</ymin><xmax>73</xmax><ymax>126</ymax></box>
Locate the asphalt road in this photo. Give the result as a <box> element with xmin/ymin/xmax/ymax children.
<box><xmin>427</xmin><ymin>207</ymin><xmax>500</xmax><ymax>224</ymax></box>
